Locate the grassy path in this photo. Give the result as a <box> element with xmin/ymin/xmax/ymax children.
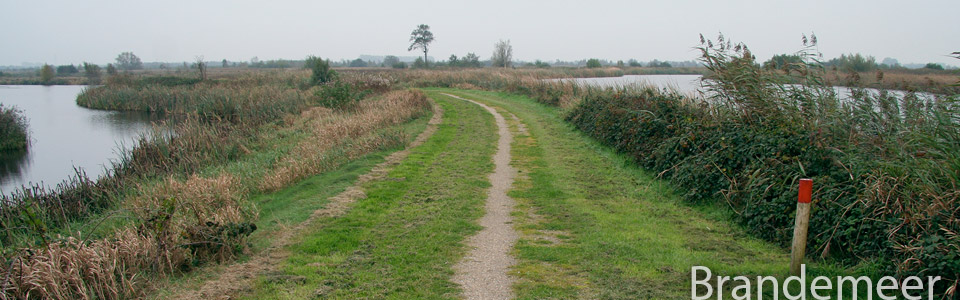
<box><xmin>242</xmin><ymin>92</ymin><xmax>499</xmax><ymax>299</ymax></box>
<box><xmin>445</xmin><ymin>93</ymin><xmax>519</xmax><ymax>300</ymax></box>
<box><xmin>435</xmin><ymin>89</ymin><xmax>791</xmax><ymax>299</ymax></box>
<box><xmin>236</xmin><ymin>88</ymin><xmax>796</xmax><ymax>299</ymax></box>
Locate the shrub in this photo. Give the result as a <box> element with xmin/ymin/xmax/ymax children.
<box><xmin>349</xmin><ymin>58</ymin><xmax>368</xmax><ymax>68</ymax></box>
<box><xmin>585</xmin><ymin>58</ymin><xmax>602</xmax><ymax>68</ymax></box>
<box><xmin>0</xmin><ymin>104</ymin><xmax>28</xmax><ymax>151</ymax></box>
<box><xmin>56</xmin><ymin>64</ymin><xmax>79</xmax><ymax>75</ymax></box>
<box><xmin>39</xmin><ymin>64</ymin><xmax>55</xmax><ymax>84</ymax></box>
<box><xmin>315</xmin><ymin>80</ymin><xmax>367</xmax><ymax>110</ymax></box>
<box><xmin>83</xmin><ymin>62</ymin><xmax>102</xmax><ymax>85</ymax></box>
<box><xmin>412</xmin><ymin>57</ymin><xmax>427</xmax><ymax>69</ymax></box>
<box><xmin>924</xmin><ymin>63</ymin><xmax>945</xmax><ymax>70</ymax></box>
<box><xmin>305</xmin><ymin>56</ymin><xmax>336</xmax><ymax>85</ymax></box>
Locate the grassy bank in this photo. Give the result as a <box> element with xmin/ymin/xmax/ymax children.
<box><xmin>0</xmin><ymin>67</ymin><xmax>432</xmax><ymax>298</ymax></box>
<box><xmin>558</xmin><ymin>40</ymin><xmax>960</xmax><ymax>295</ymax></box>
<box><xmin>151</xmin><ymin>112</ymin><xmax>433</xmax><ymax>298</ymax></box>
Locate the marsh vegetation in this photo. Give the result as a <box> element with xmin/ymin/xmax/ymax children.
<box><xmin>0</xmin><ymin>34</ymin><xmax>957</xmax><ymax>298</ymax></box>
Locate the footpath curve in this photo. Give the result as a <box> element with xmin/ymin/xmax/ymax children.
<box><xmin>444</xmin><ymin>93</ymin><xmax>519</xmax><ymax>300</ymax></box>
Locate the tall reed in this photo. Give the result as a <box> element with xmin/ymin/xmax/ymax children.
<box><xmin>562</xmin><ymin>35</ymin><xmax>959</xmax><ymax>295</ymax></box>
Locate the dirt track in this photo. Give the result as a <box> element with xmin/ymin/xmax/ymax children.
<box><xmin>445</xmin><ymin>93</ymin><xmax>519</xmax><ymax>300</ymax></box>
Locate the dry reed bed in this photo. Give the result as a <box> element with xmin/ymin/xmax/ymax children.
<box><xmin>0</xmin><ymin>88</ymin><xmax>431</xmax><ymax>299</ymax></box>
<box><xmin>263</xmin><ymin>90</ymin><xmax>431</xmax><ymax>191</ymax></box>
<box><xmin>1</xmin><ymin>75</ymin><xmax>312</xmax><ymax>248</ymax></box>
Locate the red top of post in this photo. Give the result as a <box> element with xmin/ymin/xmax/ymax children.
<box><xmin>798</xmin><ymin>179</ymin><xmax>813</xmax><ymax>203</ymax></box>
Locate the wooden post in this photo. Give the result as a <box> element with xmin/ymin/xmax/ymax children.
<box><xmin>790</xmin><ymin>178</ymin><xmax>813</xmax><ymax>276</ymax></box>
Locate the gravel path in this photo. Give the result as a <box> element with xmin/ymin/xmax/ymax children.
<box><xmin>445</xmin><ymin>94</ymin><xmax>518</xmax><ymax>300</ymax></box>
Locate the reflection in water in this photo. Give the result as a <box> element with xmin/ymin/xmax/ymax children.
<box><xmin>552</xmin><ymin>75</ymin><xmax>705</xmax><ymax>97</ymax></box>
<box><xmin>0</xmin><ymin>85</ymin><xmax>161</xmax><ymax>193</ymax></box>
<box><xmin>0</xmin><ymin>150</ymin><xmax>28</xmax><ymax>183</ymax></box>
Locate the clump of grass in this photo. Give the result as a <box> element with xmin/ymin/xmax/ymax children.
<box><xmin>0</xmin><ymin>104</ymin><xmax>29</xmax><ymax>151</ymax></box>
<box><xmin>1</xmin><ymin>174</ymin><xmax>253</xmax><ymax>299</ymax></box>
<box><xmin>262</xmin><ymin>89</ymin><xmax>431</xmax><ymax>191</ymax></box>
<box><xmin>0</xmin><ymin>169</ymin><xmax>111</xmax><ymax>248</ymax></box>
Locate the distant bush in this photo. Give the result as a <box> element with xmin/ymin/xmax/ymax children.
<box><xmin>0</xmin><ymin>104</ymin><xmax>28</xmax><ymax>151</ymax></box>
<box><xmin>83</xmin><ymin>62</ymin><xmax>102</xmax><ymax>85</ymax></box>
<box><xmin>250</xmin><ymin>59</ymin><xmax>296</xmax><ymax>69</ymax></box>
<box><xmin>305</xmin><ymin>56</ymin><xmax>336</xmax><ymax>85</ymax></box>
<box><xmin>315</xmin><ymin>80</ymin><xmax>367</xmax><ymax>110</ymax></box>
<box><xmin>447</xmin><ymin>53</ymin><xmax>482</xmax><ymax>68</ymax></box>
<box><xmin>763</xmin><ymin>54</ymin><xmax>803</xmax><ymax>71</ymax></box>
<box><xmin>647</xmin><ymin>59</ymin><xmax>672</xmax><ymax>68</ymax></box>
<box><xmin>39</xmin><ymin>64</ymin><xmax>55</xmax><ymax>84</ymax></box>
<box><xmin>56</xmin><ymin>65</ymin><xmax>79</xmax><ymax>75</ymax></box>
<box><xmin>585</xmin><ymin>59</ymin><xmax>602</xmax><ymax>68</ymax></box>
<box><xmin>115</xmin><ymin>52</ymin><xmax>143</xmax><ymax>71</ymax></box>
<box><xmin>412</xmin><ymin>57</ymin><xmax>427</xmax><ymax>69</ymax></box>
<box><xmin>826</xmin><ymin>53</ymin><xmax>877</xmax><ymax>72</ymax></box>
<box><xmin>383</xmin><ymin>55</ymin><xmax>401</xmax><ymax>67</ymax></box>
<box><xmin>392</xmin><ymin>62</ymin><xmax>408</xmax><ymax>69</ymax></box>
<box><xmin>349</xmin><ymin>58</ymin><xmax>368</xmax><ymax>68</ymax></box>
<box><xmin>924</xmin><ymin>63</ymin><xmax>945</xmax><ymax>70</ymax></box>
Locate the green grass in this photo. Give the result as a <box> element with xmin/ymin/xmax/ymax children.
<box><xmin>204</xmin><ymin>86</ymin><xmax>880</xmax><ymax>299</ymax></box>
<box><xmin>437</xmin><ymin>89</ymin><xmax>873</xmax><ymax>299</ymax></box>
<box><xmin>242</xmin><ymin>91</ymin><xmax>497</xmax><ymax>299</ymax></box>
<box><xmin>150</xmin><ymin>109</ymin><xmax>432</xmax><ymax>298</ymax></box>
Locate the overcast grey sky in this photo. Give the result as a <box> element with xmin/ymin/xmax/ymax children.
<box><xmin>2</xmin><ymin>0</ymin><xmax>958</xmax><ymax>66</ymax></box>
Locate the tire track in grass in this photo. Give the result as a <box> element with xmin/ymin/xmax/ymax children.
<box><xmin>169</xmin><ymin>102</ymin><xmax>443</xmax><ymax>300</ymax></box>
<box><xmin>241</xmin><ymin>92</ymin><xmax>498</xmax><ymax>299</ymax></box>
<box><xmin>443</xmin><ymin>93</ymin><xmax>519</xmax><ymax>300</ymax></box>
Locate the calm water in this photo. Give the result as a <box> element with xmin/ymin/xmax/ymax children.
<box><xmin>554</xmin><ymin>74</ymin><xmax>705</xmax><ymax>95</ymax></box>
<box><xmin>0</xmin><ymin>85</ymin><xmax>160</xmax><ymax>193</ymax></box>
<box><xmin>558</xmin><ymin>74</ymin><xmax>938</xmax><ymax>101</ymax></box>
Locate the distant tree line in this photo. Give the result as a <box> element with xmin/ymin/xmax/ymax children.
<box><xmin>761</xmin><ymin>52</ymin><xmax>950</xmax><ymax>73</ymax></box>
